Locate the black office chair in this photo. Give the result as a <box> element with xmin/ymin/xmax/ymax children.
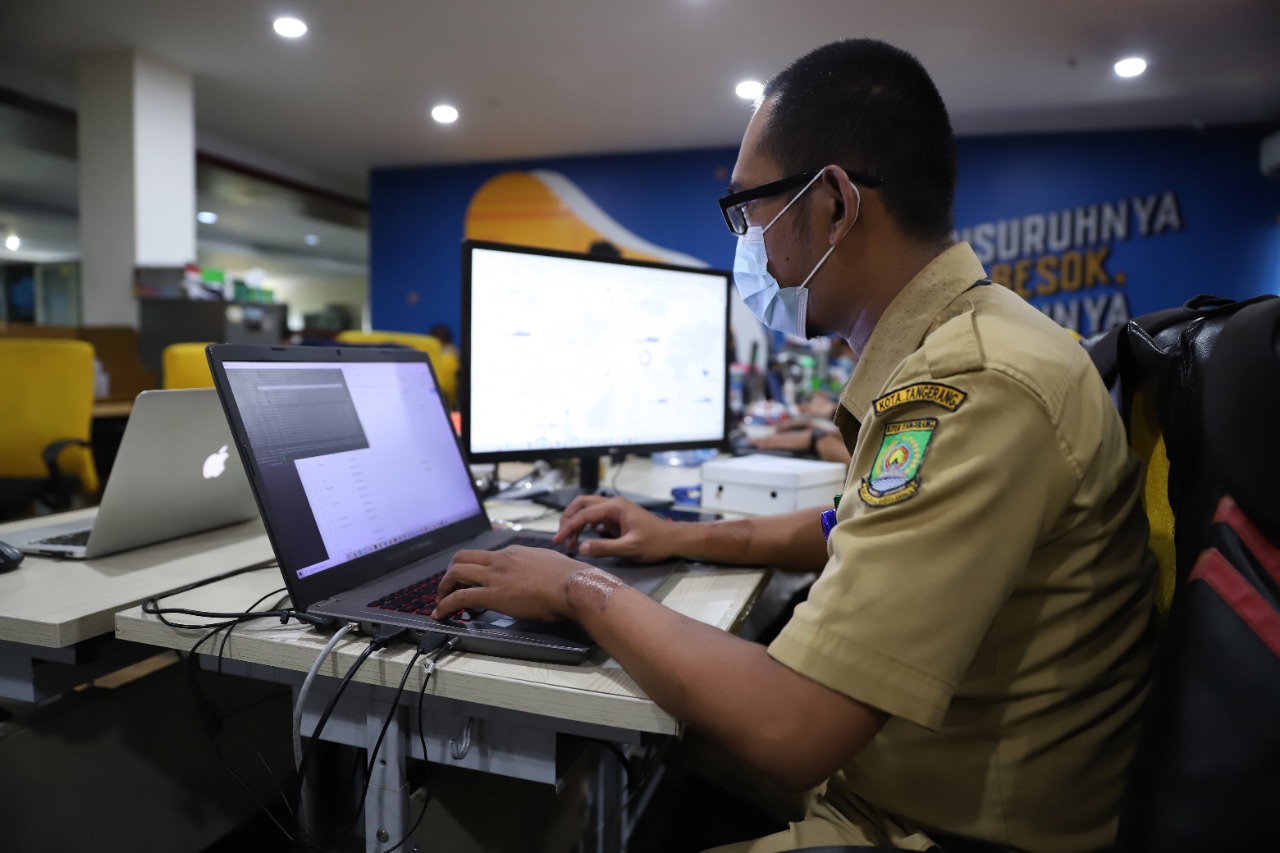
<box><xmin>1108</xmin><ymin>295</ymin><xmax>1280</xmax><ymax>853</ymax></box>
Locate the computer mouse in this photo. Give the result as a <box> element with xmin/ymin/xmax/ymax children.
<box><xmin>0</xmin><ymin>540</ymin><xmax>25</xmax><ymax>572</ymax></box>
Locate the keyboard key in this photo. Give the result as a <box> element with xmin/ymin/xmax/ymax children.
<box><xmin>35</xmin><ymin>529</ymin><xmax>91</xmax><ymax>547</ymax></box>
<box><xmin>368</xmin><ymin>571</ymin><xmax>445</xmax><ymax>615</ymax></box>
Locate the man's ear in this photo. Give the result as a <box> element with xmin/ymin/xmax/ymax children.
<box><xmin>822</xmin><ymin>165</ymin><xmax>860</xmax><ymax>245</ymax></box>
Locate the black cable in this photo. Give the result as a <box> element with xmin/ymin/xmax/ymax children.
<box><xmin>603</xmin><ymin>735</ymin><xmax>673</xmax><ymax>842</ymax></box>
<box><xmin>152</xmin><ymin>558</ymin><xmax>278</xmax><ymax>600</ymax></box>
<box><xmin>206</xmin><ymin>726</ymin><xmax>296</xmax><ymax>845</ymax></box>
<box><xmin>142</xmin><ymin>575</ymin><xmax>322</xmax><ymax>634</ymax></box>
<box><xmin>216</xmin><ymin>589</ymin><xmax>289</xmax><ymax>704</ymax></box>
<box><xmin>143</xmin><ymin>563</ymin><xmax>333</xmax><ymax>847</ymax></box>
<box><xmin>185</xmin><ymin>617</ymin><xmax>297</xmax><ymax>843</ymax></box>
<box><xmin>214</xmin><ymin>589</ymin><xmax>295</xmax><ymax>813</ymax></box>
<box><xmin>383</xmin><ymin>637</ymin><xmax>457</xmax><ymax>853</ymax></box>
<box><xmin>336</xmin><ymin>647</ymin><xmax>425</xmax><ymax>841</ymax></box>
<box><xmin>173</xmin><ymin>585</ymin><xmax>308</xmax><ymax>842</ymax></box>
<box><xmin>291</xmin><ymin>627</ymin><xmax>410</xmax><ymax>848</ymax></box>
<box><xmin>142</xmin><ymin>599</ymin><xmax>329</xmax><ymax>631</ymax></box>
<box><xmin>139</xmin><ymin>559</ymin><xmax>279</xmax><ymax>628</ymax></box>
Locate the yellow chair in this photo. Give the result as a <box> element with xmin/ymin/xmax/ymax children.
<box><xmin>0</xmin><ymin>339</ymin><xmax>99</xmax><ymax>517</ymax></box>
<box><xmin>433</xmin><ymin>347</ymin><xmax>460</xmax><ymax>409</ymax></box>
<box><xmin>162</xmin><ymin>342</ymin><xmax>216</xmax><ymax>389</ymax></box>
<box><xmin>334</xmin><ymin>330</ymin><xmax>457</xmax><ymax>407</ymax></box>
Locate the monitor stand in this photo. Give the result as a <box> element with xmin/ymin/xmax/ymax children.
<box><xmin>531</xmin><ymin>455</ymin><xmax>672</xmax><ymax>511</ymax></box>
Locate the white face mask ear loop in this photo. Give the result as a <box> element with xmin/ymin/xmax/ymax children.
<box><xmin>763</xmin><ymin>168</ymin><xmax>827</xmax><ymax>233</ymax></box>
<box><xmin>798</xmin><ymin>175</ymin><xmax>861</xmax><ymax>291</ymax></box>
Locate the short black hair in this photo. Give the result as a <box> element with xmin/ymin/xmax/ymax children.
<box><xmin>759</xmin><ymin>39</ymin><xmax>957</xmax><ymax>244</ymax></box>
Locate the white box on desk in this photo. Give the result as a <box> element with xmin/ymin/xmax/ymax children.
<box><xmin>700</xmin><ymin>454</ymin><xmax>846</xmax><ymax>515</ymax></box>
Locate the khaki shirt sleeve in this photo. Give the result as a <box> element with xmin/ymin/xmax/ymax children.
<box><xmin>768</xmin><ymin>364</ymin><xmax>1078</xmax><ymax>730</ymax></box>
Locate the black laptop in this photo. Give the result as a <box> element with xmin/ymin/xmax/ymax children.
<box><xmin>206</xmin><ymin>343</ymin><xmax>675</xmax><ymax>663</ymax></box>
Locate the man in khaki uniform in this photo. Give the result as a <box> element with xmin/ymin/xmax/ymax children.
<box><xmin>438</xmin><ymin>39</ymin><xmax>1156</xmax><ymax>852</ymax></box>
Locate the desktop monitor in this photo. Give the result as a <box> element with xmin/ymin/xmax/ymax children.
<box><xmin>461</xmin><ymin>240</ymin><xmax>732</xmax><ymax>508</ymax></box>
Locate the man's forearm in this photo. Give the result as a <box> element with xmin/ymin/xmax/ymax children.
<box><xmin>563</xmin><ymin>569</ymin><xmax>883</xmax><ymax>790</ymax></box>
<box><xmin>667</xmin><ymin>508</ymin><xmax>829</xmax><ymax>572</ymax></box>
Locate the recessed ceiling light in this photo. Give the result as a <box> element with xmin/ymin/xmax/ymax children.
<box><xmin>273</xmin><ymin>17</ymin><xmax>307</xmax><ymax>38</ymax></box>
<box><xmin>197</xmin><ymin>211</ymin><xmax>218</xmax><ymax>224</ymax></box>
<box><xmin>735</xmin><ymin>80</ymin><xmax>764</xmax><ymax>101</ymax></box>
<box><xmin>431</xmin><ymin>104</ymin><xmax>459</xmax><ymax>124</ymax></box>
<box><xmin>304</xmin><ymin>234</ymin><xmax>320</xmax><ymax>246</ymax></box>
<box><xmin>4</xmin><ymin>234</ymin><xmax>18</xmax><ymax>251</ymax></box>
<box><xmin>1114</xmin><ymin>57</ymin><xmax>1147</xmax><ymax>78</ymax></box>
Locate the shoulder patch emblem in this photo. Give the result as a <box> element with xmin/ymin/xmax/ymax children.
<box><xmin>873</xmin><ymin>383</ymin><xmax>966</xmax><ymax>416</ymax></box>
<box><xmin>859</xmin><ymin>418</ymin><xmax>937</xmax><ymax>507</ymax></box>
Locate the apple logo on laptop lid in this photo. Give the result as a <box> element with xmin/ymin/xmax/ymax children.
<box><xmin>203</xmin><ymin>445</ymin><xmax>229</xmax><ymax>480</ymax></box>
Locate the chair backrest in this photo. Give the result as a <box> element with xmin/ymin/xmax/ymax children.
<box><xmin>0</xmin><ymin>338</ymin><xmax>99</xmax><ymax>493</ymax></box>
<box><xmin>0</xmin><ymin>323</ymin><xmax>157</xmax><ymax>401</ymax></box>
<box><xmin>334</xmin><ymin>330</ymin><xmax>456</xmax><ymax>407</ymax></box>
<box><xmin>76</xmin><ymin>325</ymin><xmax>158</xmax><ymax>400</ymax></box>
<box><xmin>1087</xmin><ymin>294</ymin><xmax>1277</xmax><ymax>611</ymax></box>
<box><xmin>334</xmin><ymin>329</ymin><xmax>442</xmax><ymax>358</ymax></box>
<box><xmin>161</xmin><ymin>342</ymin><xmax>216</xmax><ymax>389</ymax></box>
<box><xmin>1098</xmin><ymin>294</ymin><xmax>1280</xmax><ymax>851</ymax></box>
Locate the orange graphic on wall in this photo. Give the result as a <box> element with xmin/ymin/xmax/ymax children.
<box><xmin>463</xmin><ymin>170</ymin><xmax>700</xmax><ymax>266</ymax></box>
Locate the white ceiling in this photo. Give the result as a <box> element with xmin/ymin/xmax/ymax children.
<box><xmin>0</xmin><ymin>0</ymin><xmax>1277</xmax><ymax>202</ymax></box>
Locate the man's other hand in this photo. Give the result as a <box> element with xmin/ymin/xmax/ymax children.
<box><xmin>555</xmin><ymin>495</ymin><xmax>679</xmax><ymax>562</ymax></box>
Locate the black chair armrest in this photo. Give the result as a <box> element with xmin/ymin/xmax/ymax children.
<box><xmin>40</xmin><ymin>438</ymin><xmax>90</xmax><ymax>508</ymax></box>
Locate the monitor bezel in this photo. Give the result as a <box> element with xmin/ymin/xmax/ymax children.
<box><xmin>460</xmin><ymin>239</ymin><xmax>733</xmax><ymax>466</ymax></box>
<box><xmin>206</xmin><ymin>343</ymin><xmax>493</xmax><ymax>612</ymax></box>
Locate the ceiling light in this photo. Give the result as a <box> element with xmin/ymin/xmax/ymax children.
<box><xmin>431</xmin><ymin>104</ymin><xmax>459</xmax><ymax>124</ymax></box>
<box><xmin>1114</xmin><ymin>57</ymin><xmax>1147</xmax><ymax>78</ymax></box>
<box><xmin>735</xmin><ymin>80</ymin><xmax>764</xmax><ymax>101</ymax></box>
<box><xmin>197</xmin><ymin>211</ymin><xmax>218</xmax><ymax>224</ymax></box>
<box><xmin>273</xmin><ymin>17</ymin><xmax>307</xmax><ymax>38</ymax></box>
<box><xmin>4</xmin><ymin>235</ymin><xmax>18</xmax><ymax>251</ymax></box>
<box><xmin>304</xmin><ymin>234</ymin><xmax>320</xmax><ymax>245</ymax></box>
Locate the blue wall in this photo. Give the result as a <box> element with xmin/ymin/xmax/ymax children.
<box><xmin>369</xmin><ymin>148</ymin><xmax>741</xmax><ymax>343</ymax></box>
<box><xmin>953</xmin><ymin>125</ymin><xmax>1280</xmax><ymax>334</ymax></box>
<box><xmin>370</xmin><ymin>124</ymin><xmax>1280</xmax><ymax>341</ymax></box>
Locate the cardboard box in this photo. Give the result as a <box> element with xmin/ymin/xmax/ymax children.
<box><xmin>701</xmin><ymin>454</ymin><xmax>846</xmax><ymax>515</ymax></box>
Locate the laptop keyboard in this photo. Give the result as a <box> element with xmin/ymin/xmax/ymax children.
<box><xmin>33</xmin><ymin>529</ymin><xmax>91</xmax><ymax>547</ymax></box>
<box><xmin>366</xmin><ymin>535</ymin><xmax>574</xmax><ymax>616</ymax></box>
<box><xmin>368</xmin><ymin>571</ymin><xmax>449</xmax><ymax>616</ymax></box>
<box><xmin>506</xmin><ymin>534</ymin><xmax>576</xmax><ymax>556</ymax></box>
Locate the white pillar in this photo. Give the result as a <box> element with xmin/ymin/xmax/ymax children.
<box><xmin>77</xmin><ymin>51</ymin><xmax>195</xmax><ymax>326</ymax></box>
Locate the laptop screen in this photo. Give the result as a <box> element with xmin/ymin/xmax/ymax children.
<box><xmin>220</xmin><ymin>359</ymin><xmax>482</xmax><ymax>581</ymax></box>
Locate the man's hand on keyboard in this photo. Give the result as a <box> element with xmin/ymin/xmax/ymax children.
<box><xmin>435</xmin><ymin>545</ymin><xmax>588</xmax><ymax>623</ymax></box>
<box><xmin>555</xmin><ymin>495</ymin><xmax>679</xmax><ymax>562</ymax></box>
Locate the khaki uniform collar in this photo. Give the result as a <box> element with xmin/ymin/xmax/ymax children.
<box><xmin>839</xmin><ymin>242</ymin><xmax>988</xmax><ymax>423</ymax></box>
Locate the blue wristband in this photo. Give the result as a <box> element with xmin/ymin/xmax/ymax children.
<box><xmin>820</xmin><ymin>508</ymin><xmax>838</xmax><ymax>540</ymax></box>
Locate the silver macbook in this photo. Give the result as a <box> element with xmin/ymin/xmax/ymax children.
<box><xmin>12</xmin><ymin>388</ymin><xmax>258</xmax><ymax>559</ymax></box>
<box><xmin>207</xmin><ymin>343</ymin><xmax>676</xmax><ymax>664</ymax></box>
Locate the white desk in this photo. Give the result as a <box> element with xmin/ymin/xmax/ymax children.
<box><xmin>0</xmin><ymin>508</ymin><xmax>273</xmax><ymax>701</ymax></box>
<box><xmin>0</xmin><ymin>457</ymin><xmax>770</xmax><ymax>850</ymax></box>
<box><xmin>115</xmin><ymin>557</ymin><xmax>766</xmax><ymax>852</ymax></box>
<box><xmin>110</xmin><ymin>457</ymin><xmax>768</xmax><ymax>852</ymax></box>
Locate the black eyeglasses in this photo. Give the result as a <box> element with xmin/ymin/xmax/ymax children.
<box><xmin>718</xmin><ymin>167</ymin><xmax>883</xmax><ymax>235</ymax></box>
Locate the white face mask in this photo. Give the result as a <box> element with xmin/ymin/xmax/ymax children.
<box><xmin>732</xmin><ymin>169</ymin><xmax>858</xmax><ymax>339</ymax></box>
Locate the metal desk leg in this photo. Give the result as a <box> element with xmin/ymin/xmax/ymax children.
<box><xmin>366</xmin><ymin>703</ymin><xmax>411</xmax><ymax>852</ymax></box>
<box><xmin>582</xmin><ymin>746</ymin><xmax>626</xmax><ymax>853</ymax></box>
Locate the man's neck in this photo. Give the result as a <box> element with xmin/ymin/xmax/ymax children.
<box><xmin>842</xmin><ymin>239</ymin><xmax>953</xmax><ymax>355</ymax></box>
